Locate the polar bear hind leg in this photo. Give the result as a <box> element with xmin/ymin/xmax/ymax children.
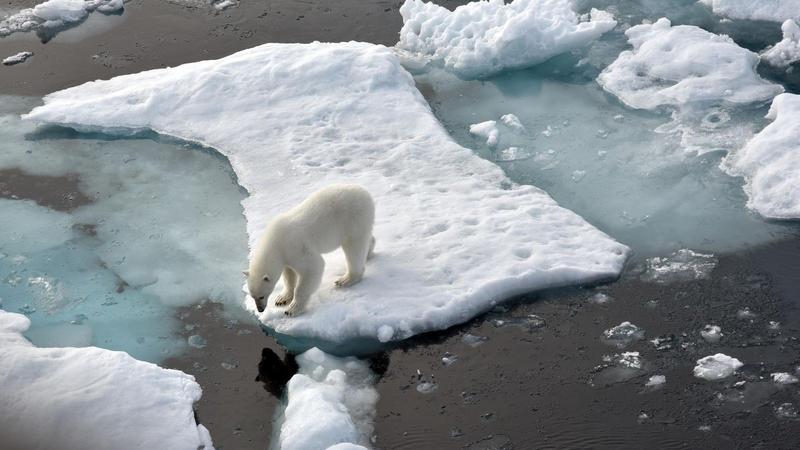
<box><xmin>274</xmin><ymin>267</ymin><xmax>297</xmax><ymax>306</ymax></box>
<box><xmin>335</xmin><ymin>234</ymin><xmax>373</xmax><ymax>288</ymax></box>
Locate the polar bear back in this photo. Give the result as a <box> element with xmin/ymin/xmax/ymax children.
<box><xmin>281</xmin><ymin>184</ymin><xmax>374</xmax><ymax>254</ymax></box>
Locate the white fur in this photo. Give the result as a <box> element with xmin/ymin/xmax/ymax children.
<box><xmin>247</xmin><ymin>184</ymin><xmax>375</xmax><ymax>316</ymax></box>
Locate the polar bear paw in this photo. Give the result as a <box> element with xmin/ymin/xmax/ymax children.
<box><xmin>284</xmin><ymin>303</ymin><xmax>303</xmax><ymax>316</ymax></box>
<box><xmin>335</xmin><ymin>272</ymin><xmax>362</xmax><ymax>288</ymax></box>
<box><xmin>275</xmin><ymin>293</ymin><xmax>293</xmax><ymax>306</ymax></box>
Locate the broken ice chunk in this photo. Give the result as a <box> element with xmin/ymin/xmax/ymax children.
<box><xmin>772</xmin><ymin>372</ymin><xmax>799</xmax><ymax>385</ymax></box>
<box><xmin>693</xmin><ymin>353</ymin><xmax>742</xmax><ymax>380</ymax></box>
<box><xmin>700</xmin><ymin>325</ymin><xmax>722</xmax><ymax>343</ymax></box>
<box><xmin>602</xmin><ymin>321</ymin><xmax>644</xmax><ymax>348</ymax></box>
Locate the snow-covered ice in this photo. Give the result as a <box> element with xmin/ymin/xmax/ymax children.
<box><xmin>0</xmin><ymin>0</ymin><xmax>123</xmax><ymax>38</ymax></box>
<box><xmin>645</xmin><ymin>375</ymin><xmax>666</xmax><ymax>387</ymax></box>
<box><xmin>279</xmin><ymin>348</ymin><xmax>378</xmax><ymax>450</ymax></box>
<box><xmin>0</xmin><ymin>310</ymin><xmax>213</xmax><ymax>450</ymax></box>
<box><xmin>693</xmin><ymin>353</ymin><xmax>743</xmax><ymax>380</ymax></box>
<box><xmin>762</xmin><ymin>20</ymin><xmax>800</xmax><ymax>68</ymax></box>
<box><xmin>469</xmin><ymin>120</ymin><xmax>500</xmax><ymax>147</ymax></box>
<box><xmin>598</xmin><ymin>18</ymin><xmax>782</xmax><ymax>110</ymax></box>
<box><xmin>699</xmin><ymin>0</ymin><xmax>800</xmax><ymax>23</ymax></box>
<box><xmin>24</xmin><ymin>42</ymin><xmax>629</xmax><ymax>346</ymax></box>
<box><xmin>396</xmin><ymin>0</ymin><xmax>616</xmax><ymax>78</ymax></box>
<box><xmin>721</xmin><ymin>93</ymin><xmax>800</xmax><ymax>219</ymax></box>
<box><xmin>2</xmin><ymin>51</ymin><xmax>33</xmax><ymax>66</ymax></box>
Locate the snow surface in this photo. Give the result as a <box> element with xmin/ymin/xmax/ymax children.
<box><xmin>24</xmin><ymin>42</ymin><xmax>629</xmax><ymax>345</ymax></box>
<box><xmin>396</xmin><ymin>0</ymin><xmax>617</xmax><ymax>78</ymax></box>
<box><xmin>699</xmin><ymin>0</ymin><xmax>800</xmax><ymax>23</ymax></box>
<box><xmin>693</xmin><ymin>353</ymin><xmax>743</xmax><ymax>380</ymax></box>
<box><xmin>762</xmin><ymin>20</ymin><xmax>800</xmax><ymax>68</ymax></box>
<box><xmin>0</xmin><ymin>0</ymin><xmax>123</xmax><ymax>37</ymax></box>
<box><xmin>0</xmin><ymin>309</ymin><xmax>213</xmax><ymax>450</ymax></box>
<box><xmin>279</xmin><ymin>348</ymin><xmax>378</xmax><ymax>450</ymax></box>
<box><xmin>598</xmin><ymin>18</ymin><xmax>783</xmax><ymax>110</ymax></box>
<box><xmin>2</xmin><ymin>51</ymin><xmax>33</xmax><ymax>65</ymax></box>
<box><xmin>722</xmin><ymin>93</ymin><xmax>800</xmax><ymax>219</ymax></box>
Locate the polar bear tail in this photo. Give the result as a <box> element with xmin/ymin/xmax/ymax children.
<box><xmin>367</xmin><ymin>235</ymin><xmax>376</xmax><ymax>260</ymax></box>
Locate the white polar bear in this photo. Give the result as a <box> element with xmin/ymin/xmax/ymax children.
<box><xmin>247</xmin><ymin>184</ymin><xmax>375</xmax><ymax>316</ymax></box>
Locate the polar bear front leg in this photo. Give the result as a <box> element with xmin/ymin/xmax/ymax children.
<box><xmin>335</xmin><ymin>235</ymin><xmax>372</xmax><ymax>288</ymax></box>
<box><xmin>274</xmin><ymin>267</ymin><xmax>297</xmax><ymax>306</ymax></box>
<box><xmin>285</xmin><ymin>255</ymin><xmax>324</xmax><ymax>316</ymax></box>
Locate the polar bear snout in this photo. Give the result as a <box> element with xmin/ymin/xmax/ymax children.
<box><xmin>254</xmin><ymin>296</ymin><xmax>267</xmax><ymax>312</ymax></box>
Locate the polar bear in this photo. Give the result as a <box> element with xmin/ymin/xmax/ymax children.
<box><xmin>246</xmin><ymin>184</ymin><xmax>375</xmax><ymax>316</ymax></box>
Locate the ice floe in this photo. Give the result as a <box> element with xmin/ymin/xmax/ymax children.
<box><xmin>699</xmin><ymin>0</ymin><xmax>800</xmax><ymax>23</ymax></box>
<box><xmin>469</xmin><ymin>120</ymin><xmax>500</xmax><ymax>147</ymax></box>
<box><xmin>700</xmin><ymin>325</ymin><xmax>723</xmax><ymax>343</ymax></box>
<box><xmin>24</xmin><ymin>42</ymin><xmax>629</xmax><ymax>346</ymax></box>
<box><xmin>721</xmin><ymin>93</ymin><xmax>800</xmax><ymax>219</ymax></box>
<box><xmin>2</xmin><ymin>51</ymin><xmax>33</xmax><ymax>66</ymax></box>
<box><xmin>598</xmin><ymin>18</ymin><xmax>782</xmax><ymax>110</ymax></box>
<box><xmin>0</xmin><ymin>310</ymin><xmax>213</xmax><ymax>450</ymax></box>
<box><xmin>761</xmin><ymin>20</ymin><xmax>800</xmax><ymax>68</ymax></box>
<box><xmin>693</xmin><ymin>353</ymin><xmax>743</xmax><ymax>380</ymax></box>
<box><xmin>645</xmin><ymin>375</ymin><xmax>666</xmax><ymax>388</ymax></box>
<box><xmin>772</xmin><ymin>372</ymin><xmax>799</xmax><ymax>384</ymax></box>
<box><xmin>602</xmin><ymin>321</ymin><xmax>645</xmax><ymax>348</ymax></box>
<box><xmin>0</xmin><ymin>0</ymin><xmax>123</xmax><ymax>39</ymax></box>
<box><xmin>396</xmin><ymin>0</ymin><xmax>617</xmax><ymax>78</ymax></box>
<box><xmin>279</xmin><ymin>348</ymin><xmax>378</xmax><ymax>450</ymax></box>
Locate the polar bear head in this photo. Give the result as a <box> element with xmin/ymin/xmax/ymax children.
<box><xmin>246</xmin><ymin>267</ymin><xmax>280</xmax><ymax>312</ymax></box>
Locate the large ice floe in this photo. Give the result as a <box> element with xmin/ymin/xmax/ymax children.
<box><xmin>278</xmin><ymin>348</ymin><xmax>378</xmax><ymax>450</ymax></box>
<box><xmin>0</xmin><ymin>310</ymin><xmax>213</xmax><ymax>450</ymax></box>
<box><xmin>721</xmin><ymin>93</ymin><xmax>800</xmax><ymax>219</ymax></box>
<box><xmin>699</xmin><ymin>0</ymin><xmax>800</xmax><ymax>23</ymax></box>
<box><xmin>24</xmin><ymin>42</ymin><xmax>629</xmax><ymax>346</ymax></box>
<box><xmin>598</xmin><ymin>18</ymin><xmax>783</xmax><ymax>110</ymax></box>
<box><xmin>396</xmin><ymin>0</ymin><xmax>617</xmax><ymax>78</ymax></box>
<box><xmin>761</xmin><ymin>20</ymin><xmax>800</xmax><ymax>68</ymax></box>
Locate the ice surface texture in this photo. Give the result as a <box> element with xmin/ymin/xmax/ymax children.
<box><xmin>397</xmin><ymin>0</ymin><xmax>616</xmax><ymax>78</ymax></box>
<box><xmin>700</xmin><ymin>0</ymin><xmax>800</xmax><ymax>23</ymax></box>
<box><xmin>693</xmin><ymin>353</ymin><xmax>743</xmax><ymax>380</ymax></box>
<box><xmin>25</xmin><ymin>42</ymin><xmax>629</xmax><ymax>345</ymax></box>
<box><xmin>762</xmin><ymin>20</ymin><xmax>800</xmax><ymax>68</ymax></box>
<box><xmin>598</xmin><ymin>18</ymin><xmax>782</xmax><ymax>110</ymax></box>
<box><xmin>722</xmin><ymin>93</ymin><xmax>800</xmax><ymax>219</ymax></box>
<box><xmin>280</xmin><ymin>348</ymin><xmax>378</xmax><ymax>450</ymax></box>
<box><xmin>0</xmin><ymin>310</ymin><xmax>213</xmax><ymax>450</ymax></box>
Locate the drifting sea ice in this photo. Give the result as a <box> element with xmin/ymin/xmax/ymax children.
<box><xmin>0</xmin><ymin>0</ymin><xmax>123</xmax><ymax>39</ymax></box>
<box><xmin>772</xmin><ymin>372</ymin><xmax>799</xmax><ymax>385</ymax></box>
<box><xmin>278</xmin><ymin>348</ymin><xmax>378</xmax><ymax>450</ymax></box>
<box><xmin>639</xmin><ymin>249</ymin><xmax>717</xmax><ymax>284</ymax></box>
<box><xmin>23</xmin><ymin>42</ymin><xmax>629</xmax><ymax>348</ymax></box>
<box><xmin>700</xmin><ymin>325</ymin><xmax>723</xmax><ymax>343</ymax></box>
<box><xmin>699</xmin><ymin>0</ymin><xmax>800</xmax><ymax>23</ymax></box>
<box><xmin>396</xmin><ymin>0</ymin><xmax>617</xmax><ymax>78</ymax></box>
<box><xmin>602</xmin><ymin>321</ymin><xmax>644</xmax><ymax>348</ymax></box>
<box><xmin>761</xmin><ymin>20</ymin><xmax>800</xmax><ymax>68</ymax></box>
<box><xmin>2</xmin><ymin>51</ymin><xmax>33</xmax><ymax>65</ymax></box>
<box><xmin>598</xmin><ymin>18</ymin><xmax>782</xmax><ymax>110</ymax></box>
<box><xmin>721</xmin><ymin>93</ymin><xmax>800</xmax><ymax>219</ymax></box>
<box><xmin>693</xmin><ymin>353</ymin><xmax>743</xmax><ymax>380</ymax></box>
<box><xmin>0</xmin><ymin>97</ymin><xmax>248</xmax><ymax>362</ymax></box>
<box><xmin>0</xmin><ymin>310</ymin><xmax>213</xmax><ymax>450</ymax></box>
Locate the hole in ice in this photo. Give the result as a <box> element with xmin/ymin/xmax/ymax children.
<box><xmin>0</xmin><ymin>97</ymin><xmax>249</xmax><ymax>363</ymax></box>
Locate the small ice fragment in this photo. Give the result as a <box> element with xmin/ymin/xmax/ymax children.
<box><xmin>541</xmin><ymin>125</ymin><xmax>554</xmax><ymax>137</ymax></box>
<box><xmin>220</xmin><ymin>361</ymin><xmax>238</xmax><ymax>370</ymax></box>
<box><xmin>495</xmin><ymin>146</ymin><xmax>533</xmax><ymax>162</ymax></box>
<box><xmin>737</xmin><ymin>308</ymin><xmax>756</xmax><ymax>320</ymax></box>
<box><xmin>442</xmin><ymin>352</ymin><xmax>458</xmax><ymax>366</ymax></box>
<box><xmin>2</xmin><ymin>51</ymin><xmax>33</xmax><ymax>66</ymax></box>
<box><xmin>187</xmin><ymin>334</ymin><xmax>207</xmax><ymax>349</ymax></box>
<box><xmin>571</xmin><ymin>170</ymin><xmax>587</xmax><ymax>182</ymax></box>
<box><xmin>377</xmin><ymin>324</ymin><xmax>394</xmax><ymax>342</ymax></box>
<box><xmin>618</xmin><ymin>352</ymin><xmax>642</xmax><ymax>369</ymax></box>
<box><xmin>602</xmin><ymin>321</ymin><xmax>644</xmax><ymax>348</ymax></box>
<box><xmin>645</xmin><ymin>375</ymin><xmax>666</xmax><ymax>387</ymax></box>
<box><xmin>775</xmin><ymin>403</ymin><xmax>799</xmax><ymax>419</ymax></box>
<box><xmin>693</xmin><ymin>353</ymin><xmax>743</xmax><ymax>380</ymax></box>
<box><xmin>462</xmin><ymin>333</ymin><xmax>487</xmax><ymax>347</ymax></box>
<box><xmin>469</xmin><ymin>120</ymin><xmax>499</xmax><ymax>147</ymax></box>
<box><xmin>18</xmin><ymin>304</ymin><xmax>36</xmax><ymax>315</ymax></box>
<box><xmin>772</xmin><ymin>372</ymin><xmax>799</xmax><ymax>385</ymax></box>
<box><xmin>500</xmin><ymin>113</ymin><xmax>525</xmax><ymax>131</ymax></box>
<box><xmin>698</xmin><ymin>425</ymin><xmax>712</xmax><ymax>432</ymax></box>
<box><xmin>613</xmin><ymin>114</ymin><xmax>624</xmax><ymax>121</ymax></box>
<box><xmin>700</xmin><ymin>325</ymin><xmax>722</xmax><ymax>343</ymax></box>
<box><xmin>640</xmin><ymin>249</ymin><xmax>717</xmax><ymax>284</ymax></box>
<box><xmin>449</xmin><ymin>428</ymin><xmax>463</xmax><ymax>438</ymax></box>
<box><xmin>768</xmin><ymin>321</ymin><xmax>781</xmax><ymax>330</ymax></box>
<box><xmin>213</xmin><ymin>0</ymin><xmax>236</xmax><ymax>10</ymax></box>
<box><xmin>416</xmin><ymin>381</ymin><xmax>438</xmax><ymax>394</ymax></box>
<box><xmin>588</xmin><ymin>292</ymin><xmax>612</xmax><ymax>304</ymax></box>
<box><xmin>637</xmin><ymin>411</ymin><xmax>650</xmax><ymax>423</ymax></box>
<box><xmin>236</xmin><ymin>329</ymin><xmax>252</xmax><ymax>335</ymax></box>
<box><xmin>70</xmin><ymin>314</ymin><xmax>88</xmax><ymax>325</ymax></box>
<box><xmin>597</xmin><ymin>150</ymin><xmax>607</xmax><ymax>158</ymax></box>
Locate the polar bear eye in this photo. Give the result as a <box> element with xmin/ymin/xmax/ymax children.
<box><xmin>263</xmin><ymin>276</ymin><xmax>270</xmax><ymax>282</ymax></box>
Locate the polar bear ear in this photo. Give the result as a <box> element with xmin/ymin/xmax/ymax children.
<box><xmin>243</xmin><ymin>270</ymin><xmax>250</xmax><ymax>277</ymax></box>
<box><xmin>263</xmin><ymin>276</ymin><xmax>270</xmax><ymax>282</ymax></box>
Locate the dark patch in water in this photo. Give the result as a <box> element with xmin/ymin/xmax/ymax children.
<box><xmin>0</xmin><ymin>167</ymin><xmax>93</xmax><ymax>211</ymax></box>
